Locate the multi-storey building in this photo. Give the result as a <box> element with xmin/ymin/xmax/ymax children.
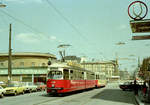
<box><xmin>119</xmin><ymin>70</ymin><xmax>130</xmax><ymax>80</ymax></box>
<box><xmin>0</xmin><ymin>52</ymin><xmax>56</xmax><ymax>83</ymax></box>
<box><xmin>81</xmin><ymin>61</ymin><xmax>119</xmax><ymax>81</ymax></box>
<box><xmin>139</xmin><ymin>57</ymin><xmax>150</xmax><ymax>80</ymax></box>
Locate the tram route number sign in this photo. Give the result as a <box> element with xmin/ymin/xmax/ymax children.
<box><xmin>132</xmin><ymin>35</ymin><xmax>150</xmax><ymax>40</ymax></box>
<box><xmin>130</xmin><ymin>19</ymin><xmax>150</xmax><ymax>33</ymax></box>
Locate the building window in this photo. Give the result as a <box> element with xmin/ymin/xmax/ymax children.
<box><xmin>20</xmin><ymin>62</ymin><xmax>24</xmax><ymax>67</ymax></box>
<box><xmin>42</xmin><ymin>63</ymin><xmax>46</xmax><ymax>66</ymax></box>
<box><xmin>12</xmin><ymin>62</ymin><xmax>14</xmax><ymax>67</ymax></box>
<box><xmin>0</xmin><ymin>62</ymin><xmax>4</xmax><ymax>67</ymax></box>
<box><xmin>31</xmin><ymin>62</ymin><xmax>35</xmax><ymax>67</ymax></box>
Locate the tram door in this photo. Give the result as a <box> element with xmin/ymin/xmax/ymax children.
<box><xmin>63</xmin><ymin>69</ymin><xmax>69</xmax><ymax>80</ymax></box>
<box><xmin>84</xmin><ymin>72</ymin><xmax>87</xmax><ymax>80</ymax></box>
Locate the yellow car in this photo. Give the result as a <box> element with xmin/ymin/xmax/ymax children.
<box><xmin>5</xmin><ymin>82</ymin><xmax>25</xmax><ymax>96</ymax></box>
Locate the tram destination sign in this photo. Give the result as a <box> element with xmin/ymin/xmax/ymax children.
<box><xmin>130</xmin><ymin>19</ymin><xmax>150</xmax><ymax>33</ymax></box>
<box><xmin>132</xmin><ymin>35</ymin><xmax>150</xmax><ymax>40</ymax></box>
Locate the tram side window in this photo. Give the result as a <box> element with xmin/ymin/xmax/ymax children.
<box><xmin>74</xmin><ymin>70</ymin><xmax>78</xmax><ymax>80</ymax></box>
<box><xmin>78</xmin><ymin>71</ymin><xmax>81</xmax><ymax>79</ymax></box>
<box><xmin>96</xmin><ymin>75</ymin><xmax>100</xmax><ymax>79</ymax></box>
<box><xmin>92</xmin><ymin>73</ymin><xmax>95</xmax><ymax>80</ymax></box>
<box><xmin>87</xmin><ymin>72</ymin><xmax>90</xmax><ymax>80</ymax></box>
<box><xmin>88</xmin><ymin>73</ymin><xmax>94</xmax><ymax>80</ymax></box>
<box><xmin>63</xmin><ymin>69</ymin><xmax>69</xmax><ymax>80</ymax></box>
<box><xmin>81</xmin><ymin>72</ymin><xmax>84</xmax><ymax>80</ymax></box>
<box><xmin>70</xmin><ymin>70</ymin><xmax>73</xmax><ymax>79</ymax></box>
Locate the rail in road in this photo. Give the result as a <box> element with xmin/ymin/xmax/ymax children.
<box><xmin>1</xmin><ymin>83</ymin><xmax>136</xmax><ymax>105</ymax></box>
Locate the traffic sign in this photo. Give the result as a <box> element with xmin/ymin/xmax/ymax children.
<box><xmin>132</xmin><ymin>35</ymin><xmax>150</xmax><ymax>40</ymax></box>
<box><xmin>130</xmin><ymin>19</ymin><xmax>150</xmax><ymax>33</ymax></box>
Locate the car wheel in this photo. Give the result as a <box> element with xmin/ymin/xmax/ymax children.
<box><xmin>40</xmin><ymin>88</ymin><xmax>42</xmax><ymax>91</ymax></box>
<box><xmin>22</xmin><ymin>91</ymin><xmax>24</xmax><ymax>95</ymax></box>
<box><xmin>14</xmin><ymin>92</ymin><xmax>17</xmax><ymax>96</ymax></box>
<box><xmin>0</xmin><ymin>93</ymin><xmax>4</xmax><ymax>98</ymax></box>
<box><xmin>35</xmin><ymin>89</ymin><xmax>37</xmax><ymax>92</ymax></box>
<box><xmin>29</xmin><ymin>90</ymin><xmax>32</xmax><ymax>93</ymax></box>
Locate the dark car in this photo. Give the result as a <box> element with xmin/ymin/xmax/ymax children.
<box><xmin>119</xmin><ymin>82</ymin><xmax>134</xmax><ymax>91</ymax></box>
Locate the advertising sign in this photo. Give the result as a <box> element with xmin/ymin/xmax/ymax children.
<box><xmin>130</xmin><ymin>19</ymin><xmax>150</xmax><ymax>33</ymax></box>
<box><xmin>132</xmin><ymin>35</ymin><xmax>150</xmax><ymax>40</ymax></box>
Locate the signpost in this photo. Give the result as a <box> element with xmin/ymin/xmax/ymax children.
<box><xmin>128</xmin><ymin>1</ymin><xmax>150</xmax><ymax>40</ymax></box>
<box><xmin>132</xmin><ymin>35</ymin><xmax>150</xmax><ymax>40</ymax></box>
<box><xmin>130</xmin><ymin>19</ymin><xmax>150</xmax><ymax>33</ymax></box>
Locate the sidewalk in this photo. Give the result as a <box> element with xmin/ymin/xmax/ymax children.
<box><xmin>135</xmin><ymin>90</ymin><xmax>150</xmax><ymax>105</ymax></box>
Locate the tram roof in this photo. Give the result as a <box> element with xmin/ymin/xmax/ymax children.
<box><xmin>50</xmin><ymin>62</ymin><xmax>94</xmax><ymax>73</ymax></box>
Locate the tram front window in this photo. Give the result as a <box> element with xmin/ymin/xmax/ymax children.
<box><xmin>48</xmin><ymin>71</ymin><xmax>63</xmax><ymax>79</ymax></box>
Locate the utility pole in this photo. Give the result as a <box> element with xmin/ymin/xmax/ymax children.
<box><xmin>8</xmin><ymin>24</ymin><xmax>12</xmax><ymax>84</ymax></box>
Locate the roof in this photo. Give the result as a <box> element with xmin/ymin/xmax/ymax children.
<box><xmin>0</xmin><ymin>52</ymin><xmax>56</xmax><ymax>59</ymax></box>
<box><xmin>81</xmin><ymin>61</ymin><xmax>116</xmax><ymax>65</ymax></box>
<box><xmin>49</xmin><ymin>62</ymin><xmax>94</xmax><ymax>73</ymax></box>
<box><xmin>64</xmin><ymin>56</ymin><xmax>81</xmax><ymax>60</ymax></box>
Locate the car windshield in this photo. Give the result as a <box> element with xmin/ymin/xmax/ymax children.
<box><xmin>48</xmin><ymin>71</ymin><xmax>63</xmax><ymax>79</ymax></box>
<box><xmin>124</xmin><ymin>82</ymin><xmax>133</xmax><ymax>85</ymax></box>
<box><xmin>35</xmin><ymin>82</ymin><xmax>44</xmax><ymax>85</ymax></box>
<box><xmin>22</xmin><ymin>82</ymin><xmax>33</xmax><ymax>86</ymax></box>
<box><xmin>7</xmin><ymin>84</ymin><xmax>19</xmax><ymax>87</ymax></box>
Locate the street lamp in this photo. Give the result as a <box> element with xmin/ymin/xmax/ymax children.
<box><xmin>0</xmin><ymin>1</ymin><xmax>6</xmax><ymax>8</ymax></box>
<box><xmin>115</xmin><ymin>42</ymin><xmax>125</xmax><ymax>45</ymax></box>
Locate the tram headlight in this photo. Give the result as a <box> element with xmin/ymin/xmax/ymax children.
<box><xmin>52</xmin><ymin>84</ymin><xmax>55</xmax><ymax>88</ymax></box>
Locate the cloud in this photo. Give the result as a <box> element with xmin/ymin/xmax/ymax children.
<box><xmin>15</xmin><ymin>33</ymin><xmax>40</xmax><ymax>44</ymax></box>
<box><xmin>0</xmin><ymin>29</ymin><xmax>3</xmax><ymax>32</ymax></box>
<box><xmin>15</xmin><ymin>33</ymin><xmax>57</xmax><ymax>44</ymax></box>
<box><xmin>117</xmin><ymin>24</ymin><xmax>127</xmax><ymax>30</ymax></box>
<box><xmin>49</xmin><ymin>36</ymin><xmax>56</xmax><ymax>40</ymax></box>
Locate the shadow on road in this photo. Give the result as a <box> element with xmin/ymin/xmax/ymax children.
<box><xmin>91</xmin><ymin>89</ymin><xmax>135</xmax><ymax>104</ymax></box>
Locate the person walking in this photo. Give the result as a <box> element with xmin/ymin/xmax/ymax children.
<box><xmin>134</xmin><ymin>79</ymin><xmax>138</xmax><ymax>95</ymax></box>
<box><xmin>142</xmin><ymin>81</ymin><xmax>147</xmax><ymax>97</ymax></box>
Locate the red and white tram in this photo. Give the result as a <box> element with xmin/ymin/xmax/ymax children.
<box><xmin>95</xmin><ymin>72</ymin><xmax>106</xmax><ymax>88</ymax></box>
<box><xmin>46</xmin><ymin>62</ymin><xmax>106</xmax><ymax>95</ymax></box>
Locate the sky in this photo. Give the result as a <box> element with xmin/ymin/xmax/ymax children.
<box><xmin>0</xmin><ymin>0</ymin><xmax>150</xmax><ymax>73</ymax></box>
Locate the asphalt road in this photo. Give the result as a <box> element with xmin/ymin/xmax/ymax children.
<box><xmin>1</xmin><ymin>82</ymin><xmax>136</xmax><ymax>105</ymax></box>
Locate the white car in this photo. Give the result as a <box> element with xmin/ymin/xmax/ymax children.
<box><xmin>22</xmin><ymin>82</ymin><xmax>37</xmax><ymax>93</ymax></box>
<box><xmin>0</xmin><ymin>86</ymin><xmax>6</xmax><ymax>98</ymax></box>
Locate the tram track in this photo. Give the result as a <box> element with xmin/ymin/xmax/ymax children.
<box><xmin>33</xmin><ymin>97</ymin><xmax>60</xmax><ymax>105</ymax></box>
<box><xmin>33</xmin><ymin>91</ymin><xmax>93</xmax><ymax>105</ymax></box>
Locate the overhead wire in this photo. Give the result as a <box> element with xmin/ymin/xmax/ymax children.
<box><xmin>0</xmin><ymin>1</ymin><xmax>106</xmax><ymax>60</ymax></box>
<box><xmin>0</xmin><ymin>9</ymin><xmax>45</xmax><ymax>35</ymax></box>
<box><xmin>45</xmin><ymin>0</ymin><xmax>106</xmax><ymax>59</ymax></box>
<box><xmin>0</xmin><ymin>9</ymin><xmax>64</xmax><ymax>45</ymax></box>
<box><xmin>0</xmin><ymin>11</ymin><xmax>8</xmax><ymax>28</ymax></box>
<box><xmin>45</xmin><ymin>0</ymin><xmax>88</xmax><ymax>41</ymax></box>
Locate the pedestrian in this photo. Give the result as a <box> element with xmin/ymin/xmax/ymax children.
<box><xmin>134</xmin><ymin>79</ymin><xmax>138</xmax><ymax>95</ymax></box>
<box><xmin>142</xmin><ymin>81</ymin><xmax>147</xmax><ymax>97</ymax></box>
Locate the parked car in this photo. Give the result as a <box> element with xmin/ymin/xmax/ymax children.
<box><xmin>35</xmin><ymin>82</ymin><xmax>46</xmax><ymax>91</ymax></box>
<box><xmin>22</xmin><ymin>82</ymin><xmax>37</xmax><ymax>93</ymax></box>
<box><xmin>0</xmin><ymin>81</ymin><xmax>7</xmax><ymax>88</ymax></box>
<box><xmin>119</xmin><ymin>81</ymin><xmax>134</xmax><ymax>91</ymax></box>
<box><xmin>0</xmin><ymin>86</ymin><xmax>6</xmax><ymax>98</ymax></box>
<box><xmin>5</xmin><ymin>81</ymin><xmax>25</xmax><ymax>96</ymax></box>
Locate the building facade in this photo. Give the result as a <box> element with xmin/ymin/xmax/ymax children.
<box><xmin>0</xmin><ymin>52</ymin><xmax>56</xmax><ymax>83</ymax></box>
<box><xmin>119</xmin><ymin>70</ymin><xmax>130</xmax><ymax>80</ymax></box>
<box><xmin>81</xmin><ymin>61</ymin><xmax>119</xmax><ymax>81</ymax></box>
<box><xmin>139</xmin><ymin>57</ymin><xmax>150</xmax><ymax>81</ymax></box>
